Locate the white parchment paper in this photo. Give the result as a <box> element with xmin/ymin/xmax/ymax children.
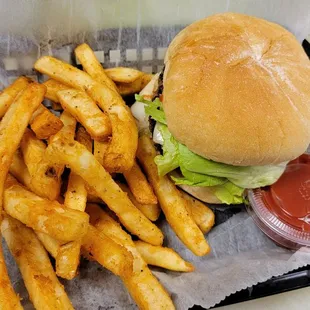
<box><xmin>1</xmin><ymin>1</ymin><xmax>310</xmax><ymax>309</ymax></box>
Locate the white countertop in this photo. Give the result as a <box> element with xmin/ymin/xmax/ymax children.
<box><xmin>217</xmin><ymin>287</ymin><xmax>310</xmax><ymax>310</ymax></box>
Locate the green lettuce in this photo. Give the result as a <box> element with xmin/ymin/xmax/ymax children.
<box><xmin>141</xmin><ymin>96</ymin><xmax>287</xmax><ymax>205</ymax></box>
<box><xmin>135</xmin><ymin>94</ymin><xmax>166</xmax><ymax>124</ymax></box>
<box><xmin>178</xmin><ymin>144</ymin><xmax>287</xmax><ymax>189</ymax></box>
<box><xmin>153</xmin><ymin>124</ymin><xmax>179</xmax><ymax>175</ymax></box>
<box><xmin>213</xmin><ymin>182</ymin><xmax>245</xmax><ymax>204</ymax></box>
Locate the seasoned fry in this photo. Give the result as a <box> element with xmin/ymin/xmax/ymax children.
<box><xmin>74</xmin><ymin>43</ymin><xmax>118</xmax><ymax>92</ymax></box>
<box><xmin>86</xmin><ymin>204</ymin><xmax>175</xmax><ymax>310</ymax></box>
<box><xmin>124</xmin><ymin>160</ymin><xmax>158</xmax><ymax>205</ymax></box>
<box><xmin>30</xmin><ymin>112</ymin><xmax>76</xmax><ymax>201</ymax></box>
<box><xmin>82</xmin><ymin>224</ymin><xmax>133</xmax><ymax>277</ymax></box>
<box><xmin>137</xmin><ymin>135</ymin><xmax>210</xmax><ymax>256</ymax></box>
<box><xmin>45</xmin><ymin>138</ymin><xmax>163</xmax><ymax>245</ymax></box>
<box><xmin>64</xmin><ymin>173</ymin><xmax>88</xmax><ymax>211</ymax></box>
<box><xmin>35</xmin><ymin>55</ymin><xmax>138</xmax><ymax>173</ymax></box>
<box><xmin>1</xmin><ymin>216</ymin><xmax>74</xmax><ymax>310</ymax></box>
<box><xmin>43</xmin><ymin>78</ymin><xmax>70</xmax><ymax>102</ymax></box>
<box><xmin>56</xmin><ymin>241</ymin><xmax>81</xmax><ymax>280</ymax></box>
<box><xmin>115</xmin><ymin>78</ymin><xmax>144</xmax><ymax>96</ymax></box>
<box><xmin>57</xmin><ymin>89</ymin><xmax>111</xmax><ymax>141</ymax></box>
<box><xmin>4</xmin><ymin>175</ymin><xmax>89</xmax><ymax>242</ymax></box>
<box><xmin>105</xmin><ymin>67</ymin><xmax>144</xmax><ymax>84</ymax></box>
<box><xmin>36</xmin><ymin>232</ymin><xmax>63</xmax><ymax>258</ymax></box>
<box><xmin>134</xmin><ymin>240</ymin><xmax>194</xmax><ymax>272</ymax></box>
<box><xmin>118</xmin><ymin>183</ymin><xmax>160</xmax><ymax>222</ymax></box>
<box><xmin>93</xmin><ymin>140</ymin><xmax>109</xmax><ymax>166</ymax></box>
<box><xmin>0</xmin><ymin>76</ymin><xmax>31</xmax><ymax>118</ymax></box>
<box><xmin>21</xmin><ymin>128</ymin><xmax>46</xmax><ymax>175</ymax></box>
<box><xmin>9</xmin><ymin>149</ymin><xmax>36</xmax><ymax>193</ymax></box>
<box><xmin>180</xmin><ymin>190</ymin><xmax>215</xmax><ymax>234</ymax></box>
<box><xmin>141</xmin><ymin>74</ymin><xmax>153</xmax><ymax>89</ymax></box>
<box><xmin>0</xmin><ymin>238</ymin><xmax>23</xmax><ymax>310</ymax></box>
<box><xmin>30</xmin><ymin>105</ymin><xmax>63</xmax><ymax>139</ymax></box>
<box><xmin>20</xmin><ymin>128</ymin><xmax>61</xmax><ymax>200</ymax></box>
<box><xmin>49</xmin><ymin>111</ymin><xmax>77</xmax><ymax>143</ymax></box>
<box><xmin>0</xmin><ymin>83</ymin><xmax>45</xmax><ymax>214</ymax></box>
<box><xmin>56</xmin><ymin>126</ymin><xmax>92</xmax><ymax>280</ymax></box>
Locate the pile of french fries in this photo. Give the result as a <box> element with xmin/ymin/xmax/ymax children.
<box><xmin>0</xmin><ymin>43</ymin><xmax>214</xmax><ymax>310</ymax></box>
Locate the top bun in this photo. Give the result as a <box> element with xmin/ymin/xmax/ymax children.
<box><xmin>163</xmin><ymin>13</ymin><xmax>310</xmax><ymax>166</ymax></box>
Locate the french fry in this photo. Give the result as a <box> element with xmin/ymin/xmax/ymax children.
<box><xmin>45</xmin><ymin>138</ymin><xmax>163</xmax><ymax>245</ymax></box>
<box><xmin>115</xmin><ymin>79</ymin><xmax>142</xmax><ymax>96</ymax></box>
<box><xmin>57</xmin><ymin>89</ymin><xmax>112</xmax><ymax>141</ymax></box>
<box><xmin>64</xmin><ymin>173</ymin><xmax>88</xmax><ymax>211</ymax></box>
<box><xmin>124</xmin><ymin>160</ymin><xmax>158</xmax><ymax>205</ymax></box>
<box><xmin>0</xmin><ymin>76</ymin><xmax>31</xmax><ymax>118</ymax></box>
<box><xmin>56</xmin><ymin>126</ymin><xmax>92</xmax><ymax>280</ymax></box>
<box><xmin>35</xmin><ymin>55</ymin><xmax>138</xmax><ymax>173</ymax></box>
<box><xmin>82</xmin><ymin>224</ymin><xmax>133</xmax><ymax>277</ymax></box>
<box><xmin>29</xmin><ymin>112</ymin><xmax>76</xmax><ymax>201</ymax></box>
<box><xmin>74</xmin><ymin>43</ymin><xmax>118</xmax><ymax>92</ymax></box>
<box><xmin>20</xmin><ymin>128</ymin><xmax>61</xmax><ymax>200</ymax></box>
<box><xmin>86</xmin><ymin>204</ymin><xmax>175</xmax><ymax>310</ymax></box>
<box><xmin>134</xmin><ymin>240</ymin><xmax>194</xmax><ymax>272</ymax></box>
<box><xmin>4</xmin><ymin>175</ymin><xmax>89</xmax><ymax>242</ymax></box>
<box><xmin>137</xmin><ymin>135</ymin><xmax>210</xmax><ymax>256</ymax></box>
<box><xmin>29</xmin><ymin>105</ymin><xmax>63</xmax><ymax>139</ymax></box>
<box><xmin>105</xmin><ymin>67</ymin><xmax>144</xmax><ymax>84</ymax></box>
<box><xmin>9</xmin><ymin>149</ymin><xmax>36</xmax><ymax>193</ymax></box>
<box><xmin>118</xmin><ymin>183</ymin><xmax>160</xmax><ymax>222</ymax></box>
<box><xmin>0</xmin><ymin>238</ymin><xmax>23</xmax><ymax>310</ymax></box>
<box><xmin>43</xmin><ymin>78</ymin><xmax>70</xmax><ymax>102</ymax></box>
<box><xmin>36</xmin><ymin>232</ymin><xmax>63</xmax><ymax>258</ymax></box>
<box><xmin>0</xmin><ymin>83</ymin><xmax>45</xmax><ymax>214</ymax></box>
<box><xmin>21</xmin><ymin>128</ymin><xmax>46</xmax><ymax>175</ymax></box>
<box><xmin>93</xmin><ymin>140</ymin><xmax>110</xmax><ymax>166</ymax></box>
<box><xmin>49</xmin><ymin>111</ymin><xmax>77</xmax><ymax>144</ymax></box>
<box><xmin>56</xmin><ymin>241</ymin><xmax>81</xmax><ymax>280</ymax></box>
<box><xmin>179</xmin><ymin>190</ymin><xmax>215</xmax><ymax>234</ymax></box>
<box><xmin>1</xmin><ymin>216</ymin><xmax>74</xmax><ymax>310</ymax></box>
<box><xmin>141</xmin><ymin>74</ymin><xmax>153</xmax><ymax>89</ymax></box>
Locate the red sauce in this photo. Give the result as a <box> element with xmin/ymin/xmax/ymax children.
<box><xmin>262</xmin><ymin>154</ymin><xmax>310</xmax><ymax>232</ymax></box>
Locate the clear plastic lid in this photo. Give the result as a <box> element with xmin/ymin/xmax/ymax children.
<box><xmin>247</xmin><ymin>154</ymin><xmax>310</xmax><ymax>250</ymax></box>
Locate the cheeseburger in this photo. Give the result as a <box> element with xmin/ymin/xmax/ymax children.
<box><xmin>132</xmin><ymin>13</ymin><xmax>310</xmax><ymax>204</ymax></box>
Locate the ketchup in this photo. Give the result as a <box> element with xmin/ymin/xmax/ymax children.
<box><xmin>262</xmin><ymin>154</ymin><xmax>310</xmax><ymax>232</ymax></box>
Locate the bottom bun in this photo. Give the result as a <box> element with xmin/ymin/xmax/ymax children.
<box><xmin>177</xmin><ymin>184</ymin><xmax>222</xmax><ymax>204</ymax></box>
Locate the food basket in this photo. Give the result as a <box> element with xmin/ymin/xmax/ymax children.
<box><xmin>0</xmin><ymin>1</ymin><xmax>310</xmax><ymax>309</ymax></box>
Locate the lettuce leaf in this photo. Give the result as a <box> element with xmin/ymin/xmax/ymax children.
<box><xmin>213</xmin><ymin>182</ymin><xmax>245</xmax><ymax>204</ymax></box>
<box><xmin>154</xmin><ymin>124</ymin><xmax>179</xmax><ymax>175</ymax></box>
<box><xmin>178</xmin><ymin>144</ymin><xmax>287</xmax><ymax>189</ymax></box>
<box><xmin>171</xmin><ymin>170</ymin><xmax>227</xmax><ymax>187</ymax></box>
<box><xmin>135</xmin><ymin>94</ymin><xmax>167</xmax><ymax>124</ymax></box>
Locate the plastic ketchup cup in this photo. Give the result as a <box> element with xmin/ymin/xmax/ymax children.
<box><xmin>247</xmin><ymin>153</ymin><xmax>310</xmax><ymax>250</ymax></box>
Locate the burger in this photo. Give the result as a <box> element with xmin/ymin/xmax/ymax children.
<box><xmin>131</xmin><ymin>13</ymin><xmax>310</xmax><ymax>205</ymax></box>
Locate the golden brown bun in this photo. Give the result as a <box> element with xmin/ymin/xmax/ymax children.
<box><xmin>163</xmin><ymin>13</ymin><xmax>310</xmax><ymax>166</ymax></box>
